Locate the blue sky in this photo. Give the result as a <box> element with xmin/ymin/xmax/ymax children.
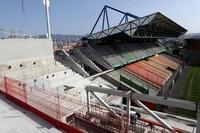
<box><xmin>0</xmin><ymin>0</ymin><xmax>199</xmax><ymax>35</ymax></box>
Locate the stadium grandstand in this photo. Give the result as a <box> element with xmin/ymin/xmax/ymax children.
<box><xmin>47</xmin><ymin>5</ymin><xmax>200</xmax><ymax>132</ymax></box>
<box><xmin>1</xmin><ymin>0</ymin><xmax>200</xmax><ymax>131</ymax></box>
<box><xmin>55</xmin><ymin>6</ymin><xmax>187</xmax><ymax>100</ymax></box>
<box><xmin>54</xmin><ymin>8</ymin><xmax>188</xmax><ymax>116</ymax></box>
<box><xmin>1</xmin><ymin>3</ymin><xmax>199</xmax><ymax>132</ymax></box>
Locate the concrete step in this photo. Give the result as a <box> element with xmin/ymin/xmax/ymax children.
<box><xmin>57</xmin><ymin>50</ymin><xmax>89</xmax><ymax>77</ymax></box>
<box><xmin>72</xmin><ymin>48</ymin><xmax>102</xmax><ymax>72</ymax></box>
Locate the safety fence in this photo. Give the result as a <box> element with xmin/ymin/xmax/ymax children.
<box><xmin>0</xmin><ymin>76</ymin><xmax>128</xmax><ymax>133</ymax></box>
<box><xmin>0</xmin><ymin>77</ymin><xmax>190</xmax><ymax>133</ymax></box>
<box><xmin>74</xmin><ymin>102</ymin><xmax>128</xmax><ymax>133</ymax></box>
<box><xmin>0</xmin><ymin>77</ymin><xmax>83</xmax><ymax>133</ymax></box>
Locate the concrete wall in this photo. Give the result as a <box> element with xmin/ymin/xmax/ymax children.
<box><xmin>0</xmin><ymin>38</ymin><xmax>65</xmax><ymax>81</ymax></box>
<box><xmin>0</xmin><ymin>38</ymin><xmax>54</xmax><ymax>64</ymax></box>
<box><xmin>0</xmin><ymin>59</ymin><xmax>65</xmax><ymax>80</ymax></box>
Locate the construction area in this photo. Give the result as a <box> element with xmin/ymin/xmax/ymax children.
<box><xmin>0</xmin><ymin>2</ymin><xmax>200</xmax><ymax>133</ymax></box>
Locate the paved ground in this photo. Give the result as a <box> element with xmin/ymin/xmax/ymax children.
<box><xmin>0</xmin><ymin>95</ymin><xmax>61</xmax><ymax>133</ymax></box>
<box><xmin>169</xmin><ymin>65</ymin><xmax>190</xmax><ymax>99</ymax></box>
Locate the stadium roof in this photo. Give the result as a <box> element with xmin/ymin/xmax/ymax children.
<box><xmin>86</xmin><ymin>12</ymin><xmax>187</xmax><ymax>40</ymax></box>
<box><xmin>179</xmin><ymin>33</ymin><xmax>200</xmax><ymax>40</ymax></box>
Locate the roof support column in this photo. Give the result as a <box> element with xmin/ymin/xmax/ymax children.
<box><xmin>126</xmin><ymin>92</ymin><xmax>131</xmax><ymax>125</ymax></box>
<box><xmin>86</xmin><ymin>90</ymin><xmax>90</xmax><ymax>112</ymax></box>
<box><xmin>90</xmin><ymin>91</ymin><xmax>120</xmax><ymax>118</ymax></box>
<box><xmin>197</xmin><ymin>103</ymin><xmax>200</xmax><ymax>133</ymax></box>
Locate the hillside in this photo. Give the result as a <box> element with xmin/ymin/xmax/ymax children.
<box><xmin>39</xmin><ymin>34</ymin><xmax>83</xmax><ymax>42</ymax></box>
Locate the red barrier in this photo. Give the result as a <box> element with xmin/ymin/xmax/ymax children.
<box><xmin>0</xmin><ymin>77</ymin><xmax>190</xmax><ymax>133</ymax></box>
<box><xmin>0</xmin><ymin>77</ymin><xmax>82</xmax><ymax>133</ymax></box>
<box><xmin>139</xmin><ymin>118</ymin><xmax>191</xmax><ymax>133</ymax></box>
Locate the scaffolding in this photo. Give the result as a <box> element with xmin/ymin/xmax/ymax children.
<box><xmin>0</xmin><ymin>77</ymin><xmax>197</xmax><ymax>133</ymax></box>
<box><xmin>74</xmin><ymin>103</ymin><xmax>127</xmax><ymax>133</ymax></box>
<box><xmin>0</xmin><ymin>77</ymin><xmax>83</xmax><ymax>133</ymax></box>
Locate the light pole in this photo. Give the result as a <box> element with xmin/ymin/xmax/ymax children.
<box><xmin>43</xmin><ymin>0</ymin><xmax>51</xmax><ymax>39</ymax></box>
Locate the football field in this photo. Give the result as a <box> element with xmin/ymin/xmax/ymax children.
<box><xmin>183</xmin><ymin>66</ymin><xmax>200</xmax><ymax>102</ymax></box>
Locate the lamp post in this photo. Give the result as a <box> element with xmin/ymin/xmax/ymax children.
<box><xmin>43</xmin><ymin>0</ymin><xmax>51</xmax><ymax>39</ymax></box>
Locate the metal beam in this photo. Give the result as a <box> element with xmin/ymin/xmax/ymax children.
<box><xmin>119</xmin><ymin>14</ymin><xmax>126</xmax><ymax>25</ymax></box>
<box><xmin>90</xmin><ymin>7</ymin><xmax>105</xmax><ymax>34</ymax></box>
<box><xmin>85</xmin><ymin>86</ymin><xmax>130</xmax><ymax>97</ymax></box>
<box><xmin>134</xmin><ymin>100</ymin><xmax>175</xmax><ymax>132</ymax></box>
<box><xmin>87</xmin><ymin>11</ymin><xmax>187</xmax><ymax>40</ymax></box>
<box><xmin>88</xmin><ymin>69</ymin><xmax>114</xmax><ymax>79</ymax></box>
<box><xmin>105</xmin><ymin>5</ymin><xmax>139</xmax><ymax>19</ymax></box>
<box><xmin>86</xmin><ymin>90</ymin><xmax>90</xmax><ymax>112</ymax></box>
<box><xmin>118</xmin><ymin>104</ymin><xmax>196</xmax><ymax>123</ymax></box>
<box><xmin>197</xmin><ymin>103</ymin><xmax>200</xmax><ymax>133</ymax></box>
<box><xmin>105</xmin><ymin>8</ymin><xmax>110</xmax><ymax>29</ymax></box>
<box><xmin>125</xmin><ymin>12</ymin><xmax>139</xmax><ymax>19</ymax></box>
<box><xmin>90</xmin><ymin>91</ymin><xmax>120</xmax><ymax>118</ymax></box>
<box><xmin>102</xmin><ymin>9</ymin><xmax>106</xmax><ymax>31</ymax></box>
<box><xmin>127</xmin><ymin>95</ymin><xmax>131</xmax><ymax>125</ymax></box>
<box><xmin>131</xmin><ymin>93</ymin><xmax>197</xmax><ymax>111</ymax></box>
<box><xmin>89</xmin><ymin>5</ymin><xmax>139</xmax><ymax>36</ymax></box>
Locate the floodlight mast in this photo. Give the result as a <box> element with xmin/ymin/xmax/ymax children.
<box><xmin>43</xmin><ymin>0</ymin><xmax>51</xmax><ymax>39</ymax></box>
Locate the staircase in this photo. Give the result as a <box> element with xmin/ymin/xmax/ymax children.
<box><xmin>56</xmin><ymin>50</ymin><xmax>89</xmax><ymax>77</ymax></box>
<box><xmin>81</xmin><ymin>47</ymin><xmax>111</xmax><ymax>69</ymax></box>
<box><xmin>72</xmin><ymin>48</ymin><xmax>102</xmax><ymax>73</ymax></box>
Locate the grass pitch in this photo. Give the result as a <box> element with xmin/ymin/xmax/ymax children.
<box><xmin>183</xmin><ymin>66</ymin><xmax>200</xmax><ymax>102</ymax></box>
